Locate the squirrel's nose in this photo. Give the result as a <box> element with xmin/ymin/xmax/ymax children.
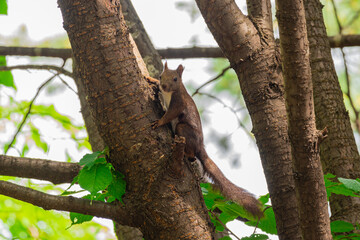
<box><xmin>161</xmin><ymin>84</ymin><xmax>167</xmax><ymax>91</ymax></box>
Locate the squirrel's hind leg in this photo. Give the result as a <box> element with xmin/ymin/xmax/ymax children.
<box><xmin>175</xmin><ymin>123</ymin><xmax>198</xmax><ymax>162</ymax></box>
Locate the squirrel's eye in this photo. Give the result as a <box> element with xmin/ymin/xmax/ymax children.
<box><xmin>173</xmin><ymin>77</ymin><xmax>177</xmax><ymax>82</ymax></box>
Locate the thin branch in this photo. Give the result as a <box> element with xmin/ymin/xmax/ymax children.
<box><xmin>0</xmin><ymin>180</ymin><xmax>131</xmax><ymax>225</ymax></box>
<box><xmin>4</xmin><ymin>73</ymin><xmax>58</xmax><ymax>154</ymax></box>
<box><xmin>196</xmin><ymin>92</ymin><xmax>254</xmax><ymax>140</ymax></box>
<box><xmin>343</xmin><ymin>9</ymin><xmax>360</xmax><ymax>30</ymax></box>
<box><xmin>58</xmin><ymin>74</ymin><xmax>78</xmax><ymax>94</ymax></box>
<box><xmin>192</xmin><ymin>66</ymin><xmax>231</xmax><ymax>97</ymax></box>
<box><xmin>210</xmin><ymin>210</ymin><xmax>241</xmax><ymax>240</ymax></box>
<box><xmin>0</xmin><ymin>64</ymin><xmax>73</xmax><ymax>78</ymax></box>
<box><xmin>0</xmin><ymin>155</ymin><xmax>80</xmax><ymax>184</ymax></box>
<box><xmin>330</xmin><ymin>0</ymin><xmax>360</xmax><ymax>132</ymax></box>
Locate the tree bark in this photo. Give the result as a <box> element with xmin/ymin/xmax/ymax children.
<box><xmin>58</xmin><ymin>0</ymin><xmax>213</xmax><ymax>239</ymax></box>
<box><xmin>195</xmin><ymin>0</ymin><xmax>301</xmax><ymax>239</ymax></box>
<box><xmin>73</xmin><ymin>0</ymin><xmax>163</xmax><ymax>238</ymax></box>
<box><xmin>304</xmin><ymin>0</ymin><xmax>360</xmax><ymax>225</ymax></box>
<box><xmin>0</xmin><ymin>155</ymin><xmax>79</xmax><ymax>184</ymax></box>
<box><xmin>276</xmin><ymin>0</ymin><xmax>332</xmax><ymax>239</ymax></box>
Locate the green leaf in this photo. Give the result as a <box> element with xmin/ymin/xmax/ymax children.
<box><xmin>241</xmin><ymin>234</ymin><xmax>269</xmax><ymax>240</ymax></box>
<box><xmin>78</xmin><ymin>164</ymin><xmax>113</xmax><ymax>195</ymax></box>
<box><xmin>60</xmin><ymin>190</ymin><xmax>85</xmax><ymax>196</ymax></box>
<box><xmin>331</xmin><ymin>220</ymin><xmax>354</xmax><ymax>233</ymax></box>
<box><xmin>338</xmin><ymin>178</ymin><xmax>360</xmax><ymax>192</ymax></box>
<box><xmin>0</xmin><ymin>0</ymin><xmax>7</xmax><ymax>15</ymax></box>
<box><xmin>29</xmin><ymin>123</ymin><xmax>49</xmax><ymax>153</ymax></box>
<box><xmin>31</xmin><ymin>104</ymin><xmax>83</xmax><ymax>131</ymax></box>
<box><xmin>201</xmin><ymin>182</ymin><xmax>225</xmax><ymax>209</ymax></box>
<box><xmin>0</xmin><ymin>56</ymin><xmax>16</xmax><ymax>89</ymax></box>
<box><xmin>68</xmin><ymin>212</ymin><xmax>93</xmax><ymax>227</ymax></box>
<box><xmin>325</xmin><ymin>174</ymin><xmax>360</xmax><ymax>198</ymax></box>
<box><xmin>79</xmin><ymin>151</ymin><xmax>102</xmax><ymax>168</ymax></box>
<box><xmin>63</xmin><ymin>175</ymin><xmax>78</xmax><ymax>193</ymax></box>
<box><xmin>20</xmin><ymin>144</ymin><xmax>29</xmax><ymax>157</ymax></box>
<box><xmin>246</xmin><ymin>207</ymin><xmax>277</xmax><ymax>235</ymax></box>
<box><xmin>107</xmin><ymin>171</ymin><xmax>126</xmax><ymax>203</ymax></box>
<box><xmin>258</xmin><ymin>193</ymin><xmax>270</xmax><ymax>205</ymax></box>
<box><xmin>218</xmin><ymin>236</ymin><xmax>232</xmax><ymax>240</ymax></box>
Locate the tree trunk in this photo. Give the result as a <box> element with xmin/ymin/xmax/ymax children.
<box><xmin>195</xmin><ymin>0</ymin><xmax>301</xmax><ymax>239</ymax></box>
<box><xmin>304</xmin><ymin>0</ymin><xmax>360</xmax><ymax>225</ymax></box>
<box><xmin>276</xmin><ymin>0</ymin><xmax>332</xmax><ymax>238</ymax></box>
<box><xmin>58</xmin><ymin>0</ymin><xmax>213</xmax><ymax>239</ymax></box>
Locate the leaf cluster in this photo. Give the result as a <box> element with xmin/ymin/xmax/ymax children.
<box><xmin>203</xmin><ymin>173</ymin><xmax>360</xmax><ymax>239</ymax></box>
<box><xmin>63</xmin><ymin>149</ymin><xmax>126</xmax><ymax>227</ymax></box>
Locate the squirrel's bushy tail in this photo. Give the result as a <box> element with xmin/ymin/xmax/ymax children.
<box><xmin>198</xmin><ymin>149</ymin><xmax>263</xmax><ymax>218</ymax></box>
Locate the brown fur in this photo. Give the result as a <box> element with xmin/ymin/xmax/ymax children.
<box><xmin>150</xmin><ymin>63</ymin><xmax>263</xmax><ymax>218</ymax></box>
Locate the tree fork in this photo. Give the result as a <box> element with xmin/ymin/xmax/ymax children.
<box><xmin>57</xmin><ymin>0</ymin><xmax>214</xmax><ymax>239</ymax></box>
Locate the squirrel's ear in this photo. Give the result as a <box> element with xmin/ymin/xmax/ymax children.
<box><xmin>176</xmin><ymin>64</ymin><xmax>184</xmax><ymax>77</ymax></box>
<box><xmin>164</xmin><ymin>61</ymin><xmax>168</xmax><ymax>70</ymax></box>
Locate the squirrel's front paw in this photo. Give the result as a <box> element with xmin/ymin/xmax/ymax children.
<box><xmin>151</xmin><ymin>120</ymin><xmax>160</xmax><ymax>129</ymax></box>
<box><xmin>145</xmin><ymin>76</ymin><xmax>160</xmax><ymax>84</ymax></box>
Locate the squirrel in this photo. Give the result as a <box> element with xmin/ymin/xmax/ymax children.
<box><xmin>147</xmin><ymin>62</ymin><xmax>263</xmax><ymax>218</ymax></box>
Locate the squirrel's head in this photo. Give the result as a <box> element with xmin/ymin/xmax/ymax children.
<box><xmin>159</xmin><ymin>62</ymin><xmax>184</xmax><ymax>92</ymax></box>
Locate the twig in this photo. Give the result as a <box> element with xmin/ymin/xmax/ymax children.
<box><xmin>210</xmin><ymin>210</ymin><xmax>241</xmax><ymax>240</ymax></box>
<box><xmin>0</xmin><ymin>180</ymin><xmax>130</xmax><ymax>225</ymax></box>
<box><xmin>196</xmin><ymin>92</ymin><xmax>254</xmax><ymax>140</ymax></box>
<box><xmin>0</xmin><ymin>155</ymin><xmax>80</xmax><ymax>184</ymax></box>
<box><xmin>192</xmin><ymin>66</ymin><xmax>231</xmax><ymax>97</ymax></box>
<box><xmin>4</xmin><ymin>73</ymin><xmax>58</xmax><ymax>154</ymax></box>
<box><xmin>0</xmin><ymin>64</ymin><xmax>73</xmax><ymax>78</ymax></box>
<box><xmin>330</xmin><ymin>0</ymin><xmax>360</xmax><ymax>132</ymax></box>
<box><xmin>58</xmin><ymin>74</ymin><xmax>78</xmax><ymax>94</ymax></box>
<box><xmin>343</xmin><ymin>9</ymin><xmax>360</xmax><ymax>30</ymax></box>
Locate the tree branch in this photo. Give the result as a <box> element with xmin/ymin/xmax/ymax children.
<box><xmin>0</xmin><ymin>64</ymin><xmax>73</xmax><ymax>78</ymax></box>
<box><xmin>330</xmin><ymin>0</ymin><xmax>360</xmax><ymax>132</ymax></box>
<box><xmin>192</xmin><ymin>66</ymin><xmax>231</xmax><ymax>96</ymax></box>
<box><xmin>0</xmin><ymin>35</ymin><xmax>359</xmax><ymax>60</ymax></box>
<box><xmin>4</xmin><ymin>73</ymin><xmax>58</xmax><ymax>154</ymax></box>
<box><xmin>158</xmin><ymin>47</ymin><xmax>224</xmax><ymax>58</ymax></box>
<box><xmin>0</xmin><ymin>180</ymin><xmax>131</xmax><ymax>225</ymax></box>
<box><xmin>0</xmin><ymin>155</ymin><xmax>80</xmax><ymax>184</ymax></box>
<box><xmin>0</xmin><ymin>46</ymin><xmax>72</xmax><ymax>59</ymax></box>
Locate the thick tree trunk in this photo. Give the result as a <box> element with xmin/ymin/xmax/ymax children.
<box><xmin>304</xmin><ymin>0</ymin><xmax>360</xmax><ymax>225</ymax></box>
<box><xmin>195</xmin><ymin>0</ymin><xmax>301</xmax><ymax>239</ymax></box>
<box><xmin>58</xmin><ymin>0</ymin><xmax>213</xmax><ymax>239</ymax></box>
<box><xmin>276</xmin><ymin>0</ymin><xmax>332</xmax><ymax>239</ymax></box>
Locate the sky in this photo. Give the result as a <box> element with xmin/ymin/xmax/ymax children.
<box><xmin>0</xmin><ymin>0</ymin><xmax>270</xmax><ymax>239</ymax></box>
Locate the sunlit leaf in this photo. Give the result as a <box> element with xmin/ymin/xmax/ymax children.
<box><xmin>338</xmin><ymin>178</ymin><xmax>360</xmax><ymax>192</ymax></box>
<box><xmin>69</xmin><ymin>212</ymin><xmax>93</xmax><ymax>227</ymax></box>
<box><xmin>29</xmin><ymin>123</ymin><xmax>49</xmax><ymax>153</ymax></box>
<box><xmin>241</xmin><ymin>234</ymin><xmax>269</xmax><ymax>240</ymax></box>
<box><xmin>78</xmin><ymin>164</ymin><xmax>112</xmax><ymax>195</ymax></box>
<box><xmin>0</xmin><ymin>0</ymin><xmax>8</xmax><ymax>15</ymax></box>
<box><xmin>0</xmin><ymin>56</ymin><xmax>16</xmax><ymax>89</ymax></box>
<box><xmin>78</xmin><ymin>151</ymin><xmax>102</xmax><ymax>168</ymax></box>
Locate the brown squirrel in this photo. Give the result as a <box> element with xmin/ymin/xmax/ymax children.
<box><xmin>148</xmin><ymin>62</ymin><xmax>263</xmax><ymax>218</ymax></box>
